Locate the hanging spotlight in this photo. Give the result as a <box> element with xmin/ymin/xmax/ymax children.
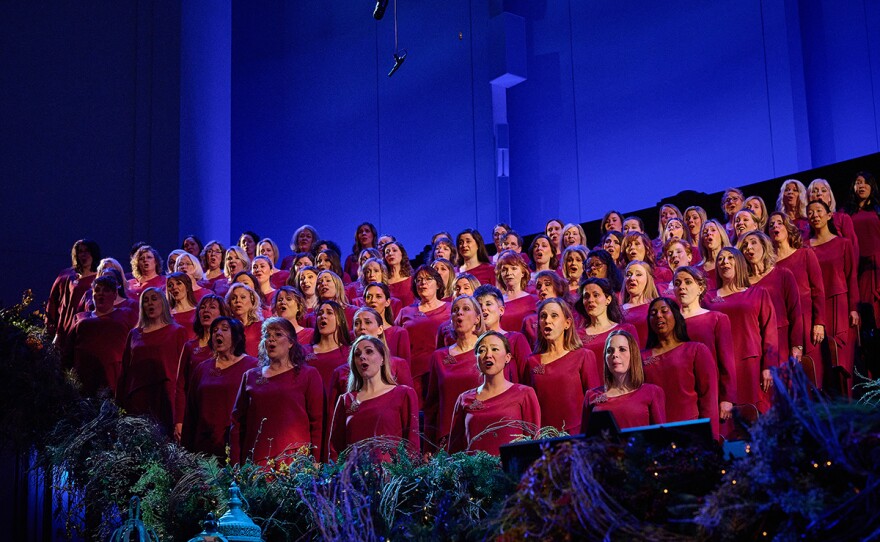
<box><xmin>373</xmin><ymin>0</ymin><xmax>389</xmax><ymax>20</ymax></box>
<box><xmin>388</xmin><ymin>50</ymin><xmax>407</xmax><ymax>77</ymax></box>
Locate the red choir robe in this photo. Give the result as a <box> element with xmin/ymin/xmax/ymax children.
<box><xmin>522</xmin><ymin>349</ymin><xmax>600</xmax><ymax>435</ymax></box>
<box><xmin>174</xmin><ymin>338</ymin><xmax>215</xmax><ymax>427</ymax></box>
<box><xmin>424</xmin><ymin>348</ymin><xmax>483</xmax><ymax>448</ymax></box>
<box><xmin>621</xmin><ymin>303</ymin><xmax>650</xmax><ymax>349</ymax></box>
<box><xmin>447</xmin><ymin>384</ymin><xmax>541</xmax><ymax>455</ymax></box>
<box><xmin>577</xmin><ymin>323</ymin><xmax>639</xmax><ymax>385</ymax></box>
<box><xmin>388</xmin><ymin>278</ymin><xmax>415</xmax><ymax>309</ymax></box>
<box><xmin>65</xmin><ymin>307</ymin><xmax>137</xmax><ymax>396</ymax></box>
<box><xmin>775</xmin><ymin>247</ymin><xmax>826</xmax><ymax>382</ymax></box>
<box><xmin>395</xmin><ymin>302</ymin><xmax>451</xmax><ymax>401</ymax></box>
<box><xmin>581</xmin><ymin>384</ymin><xmax>666</xmax><ymax>431</ymax></box>
<box><xmin>852</xmin><ymin>208</ymin><xmax>880</xmax><ymax>325</ymax></box>
<box><xmin>328</xmin><ymin>385</ymin><xmax>420</xmax><ymax>461</ymax></box>
<box><xmin>812</xmin><ymin>237</ymin><xmax>859</xmax><ymax>393</ymax></box>
<box><xmin>500</xmin><ymin>294</ymin><xmax>539</xmax><ymax>335</ymax></box>
<box><xmin>684</xmin><ymin>310</ymin><xmax>738</xmax><ymax>405</ymax></box>
<box><xmin>754</xmin><ymin>266</ymin><xmax>804</xmax><ymax>364</ymax></box>
<box><xmin>706</xmin><ymin>286</ymin><xmax>778</xmax><ymax>413</ymax></box>
<box><xmin>182</xmin><ymin>355</ymin><xmax>258</xmax><ymax>457</ymax></box>
<box><xmin>117</xmin><ymin>323</ymin><xmax>189</xmax><ymax>434</ymax></box>
<box><xmin>229</xmin><ymin>365</ymin><xmax>325</xmax><ymax>464</ymax></box>
<box><xmin>642</xmin><ymin>342</ymin><xmax>720</xmax><ymax>438</ymax></box>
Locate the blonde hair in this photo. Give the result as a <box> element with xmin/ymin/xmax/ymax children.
<box><xmin>775</xmin><ymin>179</ymin><xmax>808</xmax><ymax>219</ymax></box>
<box><xmin>346</xmin><ymin>335</ymin><xmax>396</xmax><ymax>392</ymax></box>
<box><xmin>808</xmin><ymin>178</ymin><xmax>838</xmax><ymax>212</ymax></box>
<box><xmin>225</xmin><ymin>283</ymin><xmax>263</xmax><ymax>325</ymax></box>
<box><xmin>534</xmin><ymin>298</ymin><xmax>582</xmax><ymax>354</ymax></box>
<box><xmin>175</xmin><ymin>252</ymin><xmax>205</xmax><ymax>281</ymax></box>
<box><xmin>737</xmin><ymin>231</ymin><xmax>777</xmax><ymax>278</ymax></box>
<box><xmin>622</xmin><ymin>260</ymin><xmax>659</xmax><ymax>304</ymax></box>
<box><xmin>224</xmin><ymin>246</ymin><xmax>251</xmax><ymax>278</ymax></box>
<box><xmin>451</xmin><ymin>295</ymin><xmax>486</xmax><ymax>339</ymax></box>
<box><xmin>137</xmin><ymin>287</ymin><xmax>173</xmax><ymax>328</ymax></box>
<box><xmin>316</xmin><ymin>270</ymin><xmax>349</xmax><ymax>305</ymax></box>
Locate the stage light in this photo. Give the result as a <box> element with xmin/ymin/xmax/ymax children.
<box><xmin>388</xmin><ymin>51</ymin><xmax>407</xmax><ymax>77</ymax></box>
<box><xmin>373</xmin><ymin>0</ymin><xmax>389</xmax><ymax>20</ymax></box>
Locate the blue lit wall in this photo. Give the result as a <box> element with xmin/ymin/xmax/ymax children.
<box><xmin>2</xmin><ymin>1</ymin><xmax>880</xmax><ymax>306</ymax></box>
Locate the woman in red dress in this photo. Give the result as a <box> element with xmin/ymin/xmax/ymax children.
<box><xmin>166</xmin><ymin>272</ymin><xmax>197</xmax><ymax>339</ymax></box>
<box><xmin>684</xmin><ymin>206</ymin><xmax>707</xmax><ymax>245</ymax></box>
<box><xmin>653</xmin><ymin>204</ymin><xmax>683</xmax><ymax>257</ymax></box>
<box><xmin>601</xmin><ymin>210</ymin><xmax>624</xmax><ymax>235</ymax></box>
<box><xmin>328</xmin><ymin>335</ymin><xmax>420</xmax><ymax>461</ymax></box>
<box><xmin>776</xmin><ymin>179</ymin><xmax>809</xmax><ymax>239</ymax></box>
<box><xmin>697</xmin><ymin>219</ymin><xmax>731</xmax><ymax>292</ymax></box>
<box><xmin>545</xmin><ymin>218</ymin><xmax>564</xmax><ymax>253</ymax></box>
<box><xmin>720</xmin><ymin>188</ymin><xmax>745</xmax><ymax>240</ymax></box>
<box><xmin>575</xmin><ymin>277</ymin><xmax>638</xmax><ymax>384</ymax></box>
<box><xmin>346</xmin><ymin>255</ymin><xmax>385</xmax><ymax>303</ymax></box>
<box><xmin>491</xmin><ymin>223</ymin><xmax>512</xmax><ymax>263</ymax></box>
<box><xmin>431</xmin><ymin>258</ymin><xmax>456</xmax><ymax>300</ymax></box>
<box><xmin>808</xmin><ymin>200</ymin><xmax>860</xmax><ymax>396</ymax></box>
<box><xmin>663</xmin><ymin>239</ymin><xmax>694</xmax><ymax>288</ymax></box>
<box><xmin>731</xmin><ymin>209</ymin><xmax>761</xmax><ymax>245</ymax></box>
<box><xmin>237</xmin><ymin>231</ymin><xmax>259</xmax><ymax>261</ymax></box>
<box><xmin>48</xmin><ymin>239</ymin><xmax>101</xmax><ymax>346</ymax></box>
<box><xmin>64</xmin><ymin>275</ymin><xmax>137</xmax><ymax>397</ymax></box>
<box><xmin>739</xmin><ymin>231</ymin><xmax>804</xmax><ymax>364</ymax></box>
<box><xmin>561</xmin><ymin>245</ymin><xmax>589</xmax><ymax>295</ymax></box>
<box><xmin>117</xmin><ymin>287</ymin><xmax>190</xmax><ymax>436</ymax></box>
<box><xmin>256</xmin><ymin>238</ymin><xmax>291</xmax><ymax>290</ymax></box>
<box><xmin>673</xmin><ymin>266</ymin><xmax>737</xmax><ymax>424</ymax></box>
<box><xmin>809</xmin><ymin>178</ymin><xmax>859</xmax><ymax>264</ymax></box>
<box><xmin>200</xmin><ymin>241</ymin><xmax>228</xmax><ymax>296</ymax></box>
<box><xmin>520</xmin><ymin>270</ymin><xmax>570</xmax><ymax>348</ymax></box>
<box><xmin>642</xmin><ymin>298</ymin><xmax>719</xmax><ymax>438</ymax></box>
<box><xmin>182</xmin><ymin>317</ymin><xmax>258</xmax><ymax>457</ymax></box>
<box><xmin>496</xmin><ymin>250</ymin><xmax>539</xmax><ymax>333</ymax></box>
<box><xmin>457</xmin><ymin>229</ymin><xmax>495</xmax><ymax>286</ymax></box>
<box><xmin>384</xmin><ymin>241</ymin><xmax>415</xmax><ymax>307</ymax></box>
<box><xmin>523</xmin><ymin>298</ymin><xmax>598</xmax><ymax>434</ymax></box>
<box><xmin>844</xmin><ymin>172</ymin><xmax>880</xmax><ymax>330</ymax></box>
<box><xmin>272</xmin><ymin>286</ymin><xmax>314</xmax><ymax>345</ymax></box>
<box><xmin>622</xmin><ymin>216</ymin><xmax>646</xmax><ymax>235</ymax></box>
<box><xmin>251</xmin><ymin>256</ymin><xmax>278</xmax><ymax>306</ymax></box>
<box><xmin>622</xmin><ymin>232</ymin><xmax>670</xmax><ymax>284</ymax></box>
<box><xmin>424</xmin><ymin>295</ymin><xmax>485</xmax><ymax>449</ymax></box>
<box><xmin>223</xmin><ymin>246</ymin><xmax>250</xmax><ymax>289</ymax></box>
<box><xmin>174</xmin><ymin>293</ymin><xmax>229</xmax><ymax>441</ymax></box>
<box><xmin>586</xmin><ymin>249</ymin><xmax>624</xmax><ymax>295</ymax></box>
<box><xmin>562</xmin><ymin>223</ymin><xmax>589</xmax><ymax>251</ymax></box>
<box><xmin>305</xmin><ymin>300</ymin><xmax>353</xmax><ymax>397</ymax></box>
<box><xmin>362</xmin><ymin>282</ymin><xmax>411</xmax><ymax>361</ymax></box>
<box><xmin>430</xmin><ymin>237</ymin><xmax>460</xmax><ymax>268</ymax></box>
<box><xmin>343</xmin><ymin>222</ymin><xmax>378</xmax><ymax>280</ymax></box>
<box><xmin>601</xmin><ymin>231</ymin><xmax>625</xmax><ymax>268</ymax></box>
<box><xmin>314</xmin><ymin>270</ymin><xmax>357</xmax><ymax>327</ymax></box>
<box><xmin>473</xmin><ymin>284</ymin><xmax>533</xmax><ymax>383</ymax></box>
<box><xmin>128</xmin><ymin>245</ymin><xmax>165</xmax><ymax>300</ymax></box>
<box><xmin>174</xmin><ymin>253</ymin><xmax>210</xmax><ymax>301</ymax></box>
<box><xmin>230</xmin><ymin>317</ymin><xmax>324</xmax><ymax>464</ymax></box>
<box><xmin>744</xmin><ymin>196</ymin><xmax>769</xmax><ymax>231</ymax></box>
<box><xmin>621</xmin><ymin>261</ymin><xmax>659</xmax><ymax>348</ymax></box>
<box><xmin>705</xmin><ymin>247</ymin><xmax>777</xmax><ymax>413</ymax></box>
<box><xmin>528</xmin><ymin>234</ymin><xmax>558</xmax><ymax>280</ymax></box>
<box><xmin>769</xmin><ymin>212</ymin><xmax>826</xmax><ymax>385</ymax></box>
<box><xmin>581</xmin><ymin>330</ymin><xmax>665</xmax><ymax>431</ymax></box>
<box><xmin>225</xmin><ymin>283</ymin><xmax>264</xmax><ymax>357</ymax></box>
<box><xmin>295</xmin><ymin>266</ymin><xmax>320</xmax><ymax>316</ymax></box>
<box><xmin>448</xmin><ymin>331</ymin><xmax>541</xmax><ymax>455</ymax></box>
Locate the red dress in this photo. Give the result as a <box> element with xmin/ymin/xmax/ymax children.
<box><xmin>696</xmin><ymin>263</ymin><xmax>719</xmax><ymax>292</ymax></box>
<box><xmin>302</xmin><ymin>345</ymin><xmax>352</xmax><ymax>398</ymax></box>
<box><xmin>204</xmin><ymin>275</ymin><xmax>229</xmax><ymax>296</ymax></box>
<box><xmin>395</xmin><ymin>302</ymin><xmax>451</xmax><ymax>401</ymax></box>
<box><xmin>754</xmin><ymin>266</ymin><xmax>804</xmax><ymax>364</ymax></box>
<box><xmin>52</xmin><ymin>273</ymin><xmax>96</xmax><ymax>347</ymax></box>
<box><xmin>388</xmin><ymin>278</ymin><xmax>415</xmax><ymax>308</ymax></box>
<box><xmin>172</xmin><ymin>310</ymin><xmax>198</xmax><ymax>341</ymax></box>
<box><xmin>621</xmin><ymin>303</ymin><xmax>650</xmax><ymax>349</ymax></box>
<box><xmin>685</xmin><ymin>311</ymin><xmax>737</xmax><ymax>405</ymax></box>
<box><xmin>577</xmin><ymin>323</ymin><xmax>639</xmax><ymax>385</ymax></box>
<box><xmin>447</xmin><ymin>384</ymin><xmax>541</xmax><ymax>455</ymax></box>
<box><xmin>383</xmin><ymin>325</ymin><xmax>411</xmax><ymax>362</ymax></box>
<box><xmin>852</xmin><ymin>208</ymin><xmax>880</xmax><ymax>324</ymax></box>
<box><xmin>581</xmin><ymin>384</ymin><xmax>666</xmax><ymax>431</ymax></box>
<box><xmin>642</xmin><ymin>342</ymin><xmax>720</xmax><ymax>438</ymax></box>
<box><xmin>834</xmin><ymin>211</ymin><xmax>860</xmax><ymax>267</ymax></box>
<box><xmin>706</xmin><ymin>287</ymin><xmax>777</xmax><ymax>413</ymax></box>
<box><xmin>243</xmin><ymin>321</ymin><xmax>263</xmax><ymax>358</ymax></box>
<box><xmin>174</xmin><ymin>338</ymin><xmax>215</xmax><ymax>427</ymax></box>
<box><xmin>464</xmin><ymin>263</ymin><xmax>497</xmax><ymax>286</ymax></box>
<box><xmin>424</xmin><ymin>348</ymin><xmax>483</xmax><ymax>447</ymax></box>
<box><xmin>328</xmin><ymin>355</ymin><xmax>414</xmax><ymax>414</ymax></box>
<box><xmin>127</xmin><ymin>275</ymin><xmax>165</xmax><ymax>300</ymax></box>
<box><xmin>812</xmin><ymin>237</ymin><xmax>859</xmax><ymax>391</ymax></box>
<box><xmin>229</xmin><ymin>365</ymin><xmax>325</xmax><ymax>464</ymax></box>
<box><xmin>522</xmin><ymin>349</ymin><xmax>600</xmax><ymax>434</ymax></box>
<box><xmin>328</xmin><ymin>385</ymin><xmax>420</xmax><ymax>461</ymax></box>
<box><xmin>776</xmin><ymin>247</ymin><xmax>826</xmax><ymax>379</ymax></box>
<box><xmin>504</xmin><ymin>331</ymin><xmax>533</xmax><ymax>384</ymax></box>
<box><xmin>500</xmin><ymin>294</ymin><xmax>539</xmax><ymax>334</ymax></box>
<box><xmin>65</xmin><ymin>307</ymin><xmax>137</xmax><ymax>396</ymax></box>
<box><xmin>46</xmin><ymin>268</ymin><xmax>74</xmax><ymax>338</ymax></box>
<box><xmin>296</xmin><ymin>327</ymin><xmax>315</xmax><ymax>345</ymax></box>
<box><xmin>117</xmin><ymin>323</ymin><xmax>190</xmax><ymax>434</ymax></box>
<box><xmin>182</xmin><ymin>355</ymin><xmax>258</xmax><ymax>457</ymax></box>
<box><xmin>269</xmin><ymin>271</ymin><xmax>290</xmax><ymax>290</ymax></box>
